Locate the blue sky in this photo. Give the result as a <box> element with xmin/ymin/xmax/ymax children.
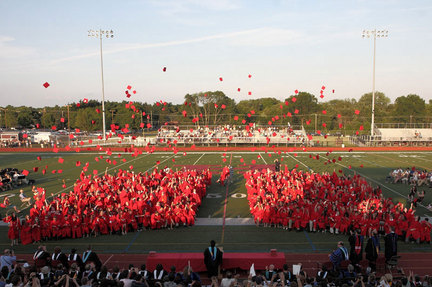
<box><xmin>0</xmin><ymin>0</ymin><xmax>431</xmax><ymax>108</ymax></box>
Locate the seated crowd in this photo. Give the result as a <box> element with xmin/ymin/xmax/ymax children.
<box><xmin>3</xmin><ymin>167</ymin><xmax>211</xmax><ymax>245</ymax></box>
<box><xmin>1</xmin><ymin>245</ymin><xmax>431</xmax><ymax>287</ymax></box>
<box><xmin>0</xmin><ymin>168</ymin><xmax>34</xmax><ymax>192</ymax></box>
<box><xmin>387</xmin><ymin>168</ymin><xmax>432</xmax><ymax>187</ymax></box>
<box><xmin>244</xmin><ymin>168</ymin><xmax>432</xmax><ymax>243</ymax></box>
<box><xmin>156</xmin><ymin>125</ymin><xmax>304</xmax><ymax>145</ymax></box>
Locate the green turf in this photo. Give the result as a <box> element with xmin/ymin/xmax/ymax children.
<box><xmin>1</xmin><ymin>150</ymin><xmax>432</xmax><ymax>253</ymax></box>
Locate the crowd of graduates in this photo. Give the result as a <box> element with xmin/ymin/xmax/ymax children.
<box><xmin>4</xmin><ymin>167</ymin><xmax>212</xmax><ymax>245</ymax></box>
<box><xmin>0</xmin><ymin>245</ymin><xmax>206</xmax><ymax>287</ymax></box>
<box><xmin>244</xmin><ymin>167</ymin><xmax>432</xmax><ymax>243</ymax></box>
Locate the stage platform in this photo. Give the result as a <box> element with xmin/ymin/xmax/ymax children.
<box><xmin>146</xmin><ymin>251</ymin><xmax>286</xmax><ymax>272</ymax></box>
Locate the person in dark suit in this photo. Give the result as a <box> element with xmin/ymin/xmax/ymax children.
<box><xmin>51</xmin><ymin>246</ymin><xmax>68</xmax><ymax>269</ymax></box>
<box><xmin>82</xmin><ymin>245</ymin><xmax>102</xmax><ymax>271</ymax></box>
<box><xmin>33</xmin><ymin>245</ymin><xmax>50</xmax><ymax>269</ymax></box>
<box><xmin>348</xmin><ymin>229</ymin><xmax>364</xmax><ymax>266</ymax></box>
<box><xmin>384</xmin><ymin>227</ymin><xmax>398</xmax><ymax>263</ymax></box>
<box><xmin>68</xmin><ymin>248</ymin><xmax>84</xmax><ymax>270</ymax></box>
<box><xmin>203</xmin><ymin>240</ymin><xmax>223</xmax><ymax>278</ymax></box>
<box><xmin>274</xmin><ymin>159</ymin><xmax>280</xmax><ymax>172</ymax></box>
<box><xmin>365</xmin><ymin>230</ymin><xmax>380</xmax><ymax>271</ymax></box>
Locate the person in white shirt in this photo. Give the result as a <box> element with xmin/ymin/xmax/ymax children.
<box><xmin>220</xmin><ymin>271</ymin><xmax>236</xmax><ymax>287</ymax></box>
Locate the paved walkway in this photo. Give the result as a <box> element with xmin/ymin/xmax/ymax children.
<box><xmin>195</xmin><ymin>217</ymin><xmax>255</xmax><ymax>225</ymax></box>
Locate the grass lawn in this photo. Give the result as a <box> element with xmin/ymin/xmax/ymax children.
<box><xmin>1</xmin><ymin>149</ymin><xmax>432</xmax><ymax>254</ymax></box>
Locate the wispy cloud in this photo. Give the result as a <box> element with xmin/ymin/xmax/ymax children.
<box><xmin>150</xmin><ymin>0</ymin><xmax>241</xmax><ymax>16</ymax></box>
<box><xmin>0</xmin><ymin>36</ymin><xmax>38</xmax><ymax>59</ymax></box>
<box><xmin>50</xmin><ymin>28</ymin><xmax>287</xmax><ymax>64</ymax></box>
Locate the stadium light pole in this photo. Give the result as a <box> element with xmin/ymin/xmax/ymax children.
<box><xmin>88</xmin><ymin>29</ymin><xmax>114</xmax><ymax>140</ymax></box>
<box><xmin>362</xmin><ymin>29</ymin><xmax>388</xmax><ymax>136</ymax></box>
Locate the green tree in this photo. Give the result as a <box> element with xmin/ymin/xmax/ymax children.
<box><xmin>393</xmin><ymin>94</ymin><xmax>426</xmax><ymax>123</ymax></box>
<box><xmin>284</xmin><ymin>92</ymin><xmax>319</xmax><ymax>126</ymax></box>
<box><xmin>183</xmin><ymin>91</ymin><xmax>235</xmax><ymax>126</ymax></box>
<box><xmin>357</xmin><ymin>92</ymin><xmax>391</xmax><ymax>126</ymax></box>
<box><xmin>40</xmin><ymin>110</ymin><xmax>56</xmax><ymax>129</ymax></box>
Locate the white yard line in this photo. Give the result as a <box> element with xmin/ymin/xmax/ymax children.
<box><xmin>286</xmin><ymin>153</ymin><xmax>312</xmax><ymax>171</ymax></box>
<box><xmin>193</xmin><ymin>153</ymin><xmax>206</xmax><ymax>165</ymax></box>
<box><xmin>258</xmin><ymin>153</ymin><xmax>268</xmax><ymax>164</ymax></box>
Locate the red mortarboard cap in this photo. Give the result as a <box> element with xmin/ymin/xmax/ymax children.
<box><xmin>219</xmin><ymin>77</ymin><xmax>223</xmax><ymax>81</ymax></box>
<box><xmin>58</xmin><ymin>158</ymin><xmax>64</xmax><ymax>164</ymax></box>
<box><xmin>33</xmin><ymin>167</ymin><xmax>38</xmax><ymax>172</ymax></box>
<box><xmin>22</xmin><ymin>170</ymin><xmax>29</xmax><ymax>176</ymax></box>
<box><xmin>163</xmin><ymin>67</ymin><xmax>167</xmax><ymax>72</ymax></box>
<box><xmin>43</xmin><ymin>82</ymin><xmax>50</xmax><ymax>88</ymax></box>
<box><xmin>355</xmin><ymin>110</ymin><xmax>360</xmax><ymax>115</ymax></box>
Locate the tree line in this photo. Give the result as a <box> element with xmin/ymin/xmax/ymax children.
<box><xmin>0</xmin><ymin>91</ymin><xmax>430</xmax><ymax>134</ymax></box>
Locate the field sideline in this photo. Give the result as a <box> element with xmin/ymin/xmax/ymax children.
<box><xmin>1</xmin><ymin>148</ymin><xmax>432</xmax><ymax>254</ymax></box>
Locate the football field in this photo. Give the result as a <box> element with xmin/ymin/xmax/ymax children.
<box><xmin>1</xmin><ymin>149</ymin><xmax>432</xmax><ymax>254</ymax></box>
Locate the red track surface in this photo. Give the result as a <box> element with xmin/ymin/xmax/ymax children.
<box><xmin>15</xmin><ymin>252</ymin><xmax>432</xmax><ymax>276</ymax></box>
<box><xmin>1</xmin><ymin>146</ymin><xmax>432</xmax><ymax>153</ymax></box>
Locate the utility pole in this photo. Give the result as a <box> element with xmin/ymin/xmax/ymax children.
<box><xmin>314</xmin><ymin>113</ymin><xmax>317</xmax><ymax>133</ymax></box>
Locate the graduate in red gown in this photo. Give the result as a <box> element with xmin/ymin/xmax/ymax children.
<box><xmin>4</xmin><ymin>212</ymin><xmax>20</xmax><ymax>246</ymax></box>
<box><xmin>20</xmin><ymin>216</ymin><xmax>33</xmax><ymax>245</ymax></box>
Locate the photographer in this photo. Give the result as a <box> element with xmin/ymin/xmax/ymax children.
<box><xmin>53</xmin><ymin>274</ymin><xmax>79</xmax><ymax>287</ymax></box>
<box><xmin>0</xmin><ymin>249</ymin><xmax>16</xmax><ymax>271</ymax></box>
<box><xmin>25</xmin><ymin>272</ymin><xmax>41</xmax><ymax>287</ymax></box>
